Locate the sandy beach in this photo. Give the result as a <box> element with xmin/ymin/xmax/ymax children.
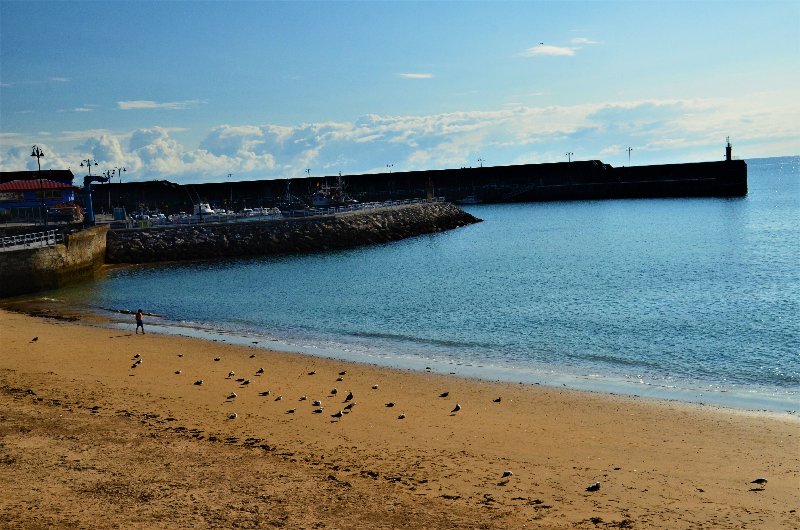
<box><xmin>0</xmin><ymin>308</ymin><xmax>797</xmax><ymax>529</ymax></box>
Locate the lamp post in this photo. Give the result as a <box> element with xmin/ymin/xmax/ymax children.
<box><xmin>31</xmin><ymin>145</ymin><xmax>46</xmax><ymax>227</ymax></box>
<box><xmin>626</xmin><ymin>147</ymin><xmax>633</xmax><ymax>165</ymax></box>
<box><xmin>227</xmin><ymin>173</ymin><xmax>233</xmax><ymax>209</ymax></box>
<box><xmin>112</xmin><ymin>166</ymin><xmax>126</xmax><ymax>183</ymax></box>
<box><xmin>566</xmin><ymin>152</ymin><xmax>573</xmax><ymax>162</ymax></box>
<box><xmin>386</xmin><ymin>164</ymin><xmax>393</xmax><ymax>173</ymax></box>
<box><xmin>477</xmin><ymin>158</ymin><xmax>484</xmax><ymax>168</ymax></box>
<box><xmin>80</xmin><ymin>158</ymin><xmax>99</xmax><ymax>176</ymax></box>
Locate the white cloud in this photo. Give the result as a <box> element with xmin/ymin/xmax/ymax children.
<box><xmin>398</xmin><ymin>73</ymin><xmax>434</xmax><ymax>79</ymax></box>
<box><xmin>117</xmin><ymin>99</ymin><xmax>208</xmax><ymax>110</ymax></box>
<box><xmin>1</xmin><ymin>91</ymin><xmax>797</xmax><ymax>180</ymax></box>
<box><xmin>520</xmin><ymin>44</ymin><xmax>575</xmax><ymax>57</ymax></box>
<box><xmin>570</xmin><ymin>37</ymin><xmax>599</xmax><ymax>46</ymax></box>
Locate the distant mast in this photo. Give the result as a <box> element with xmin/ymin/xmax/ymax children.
<box><xmin>725</xmin><ymin>136</ymin><xmax>733</xmax><ymax>161</ymax></box>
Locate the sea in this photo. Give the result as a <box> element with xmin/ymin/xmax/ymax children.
<box><xmin>42</xmin><ymin>156</ymin><xmax>800</xmax><ymax>413</ymax></box>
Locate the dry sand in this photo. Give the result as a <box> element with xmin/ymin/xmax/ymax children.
<box><xmin>1</xmin><ymin>308</ymin><xmax>797</xmax><ymax>529</ymax></box>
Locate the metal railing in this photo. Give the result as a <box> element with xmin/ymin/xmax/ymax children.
<box><xmin>0</xmin><ymin>229</ymin><xmax>63</xmax><ymax>251</ymax></box>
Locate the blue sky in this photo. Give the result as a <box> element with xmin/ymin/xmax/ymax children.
<box><xmin>1</xmin><ymin>1</ymin><xmax>798</xmax><ymax>183</ymax></box>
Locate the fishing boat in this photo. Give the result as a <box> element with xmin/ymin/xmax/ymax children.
<box><xmin>276</xmin><ymin>180</ymin><xmax>308</xmax><ymax>213</ymax></box>
<box><xmin>309</xmin><ymin>176</ymin><xmax>358</xmax><ymax>208</ymax></box>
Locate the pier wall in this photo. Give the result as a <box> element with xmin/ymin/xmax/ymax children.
<box><xmin>93</xmin><ymin>159</ymin><xmax>747</xmax><ymax>213</ymax></box>
<box><xmin>0</xmin><ymin>224</ymin><xmax>108</xmax><ymax>297</ymax></box>
<box><xmin>106</xmin><ymin>202</ymin><xmax>479</xmax><ymax>264</ymax></box>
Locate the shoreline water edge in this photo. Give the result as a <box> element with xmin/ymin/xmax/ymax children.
<box><xmin>4</xmin><ymin>294</ymin><xmax>797</xmax><ymax>416</ymax></box>
<box><xmin>106</xmin><ymin>310</ymin><xmax>800</xmax><ymax>415</ymax></box>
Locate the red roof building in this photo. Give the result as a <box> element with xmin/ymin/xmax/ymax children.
<box><xmin>0</xmin><ymin>179</ymin><xmax>79</xmax><ymax>223</ymax></box>
<box><xmin>0</xmin><ymin>179</ymin><xmax>75</xmax><ymax>191</ymax></box>
<box><xmin>0</xmin><ymin>169</ymin><xmax>74</xmax><ymax>185</ymax></box>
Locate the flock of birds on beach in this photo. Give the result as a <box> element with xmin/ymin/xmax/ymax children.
<box><xmin>128</xmin><ymin>351</ymin><xmax>485</xmax><ymax>424</ymax></box>
<box><xmin>125</xmin><ymin>347</ymin><xmax>771</xmax><ymax>493</ymax></box>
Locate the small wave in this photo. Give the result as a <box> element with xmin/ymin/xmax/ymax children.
<box><xmin>350</xmin><ymin>330</ymin><xmax>492</xmax><ymax>350</ymax></box>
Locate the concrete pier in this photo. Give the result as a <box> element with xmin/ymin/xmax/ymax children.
<box><xmin>0</xmin><ymin>225</ymin><xmax>108</xmax><ymax>297</ymax></box>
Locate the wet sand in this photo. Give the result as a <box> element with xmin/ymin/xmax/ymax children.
<box><xmin>1</xmin><ymin>308</ymin><xmax>797</xmax><ymax>528</ymax></box>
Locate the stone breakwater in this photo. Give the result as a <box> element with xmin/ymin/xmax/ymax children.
<box><xmin>106</xmin><ymin>202</ymin><xmax>480</xmax><ymax>264</ymax></box>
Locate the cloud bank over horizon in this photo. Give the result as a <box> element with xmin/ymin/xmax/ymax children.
<box><xmin>1</xmin><ymin>91</ymin><xmax>797</xmax><ymax>184</ymax></box>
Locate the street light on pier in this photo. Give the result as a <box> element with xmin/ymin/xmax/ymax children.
<box><xmin>386</xmin><ymin>164</ymin><xmax>393</xmax><ymax>173</ymax></box>
<box><xmin>112</xmin><ymin>166</ymin><xmax>126</xmax><ymax>183</ymax></box>
<box><xmin>227</xmin><ymin>173</ymin><xmax>233</xmax><ymax>209</ymax></box>
<box><xmin>80</xmin><ymin>158</ymin><xmax>99</xmax><ymax>175</ymax></box>
<box><xmin>626</xmin><ymin>147</ymin><xmax>633</xmax><ymax>165</ymax></box>
<box><xmin>31</xmin><ymin>145</ymin><xmax>46</xmax><ymax>227</ymax></box>
<box><xmin>477</xmin><ymin>158</ymin><xmax>484</xmax><ymax>168</ymax></box>
<box><xmin>566</xmin><ymin>152</ymin><xmax>573</xmax><ymax>162</ymax></box>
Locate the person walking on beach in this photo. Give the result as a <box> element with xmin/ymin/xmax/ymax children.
<box><xmin>135</xmin><ymin>309</ymin><xmax>145</xmax><ymax>334</ymax></box>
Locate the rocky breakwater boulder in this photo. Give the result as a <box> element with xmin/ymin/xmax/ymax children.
<box><xmin>106</xmin><ymin>202</ymin><xmax>480</xmax><ymax>264</ymax></box>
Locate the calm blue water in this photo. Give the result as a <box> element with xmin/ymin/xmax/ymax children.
<box><xmin>55</xmin><ymin>157</ymin><xmax>799</xmax><ymax>411</ymax></box>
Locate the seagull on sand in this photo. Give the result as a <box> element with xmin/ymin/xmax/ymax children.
<box><xmin>344</xmin><ymin>402</ymin><xmax>356</xmax><ymax>411</ymax></box>
<box><xmin>502</xmin><ymin>470</ymin><xmax>513</xmax><ymax>478</ymax></box>
<box><xmin>339</xmin><ymin>370</ymin><xmax>347</xmax><ymax>376</ymax></box>
<box><xmin>299</xmin><ymin>395</ymin><xmax>307</xmax><ymax>401</ymax></box>
<box><xmin>312</xmin><ymin>400</ymin><xmax>322</xmax><ymax>407</ymax></box>
<box><xmin>493</xmin><ymin>397</ymin><xmax>502</xmax><ymax>403</ymax></box>
<box><xmin>258</xmin><ymin>391</ymin><xmax>270</xmax><ymax>396</ymax></box>
<box><xmin>750</xmin><ymin>477</ymin><xmax>768</xmax><ymax>487</ymax></box>
<box><xmin>249</xmin><ymin>354</ymin><xmax>256</xmax><ymax>358</ymax></box>
<box><xmin>227</xmin><ymin>392</ymin><xmax>237</xmax><ymax>400</ymax></box>
<box><xmin>330</xmin><ymin>388</ymin><xmax>338</xmax><ymax>395</ymax></box>
<box><xmin>372</xmin><ymin>384</ymin><xmax>379</xmax><ymax>390</ymax></box>
<box><xmin>227</xmin><ymin>371</ymin><xmax>235</xmax><ymax>377</ymax></box>
<box><xmin>133</xmin><ymin>353</ymin><xmax>141</xmax><ymax>358</ymax></box>
<box><xmin>398</xmin><ymin>413</ymin><xmax>406</xmax><ymax>420</ymax></box>
<box><xmin>194</xmin><ymin>379</ymin><xmax>204</xmax><ymax>385</ymax></box>
<box><xmin>228</xmin><ymin>413</ymin><xmax>238</xmax><ymax>420</ymax></box>
<box><xmin>31</xmin><ymin>337</ymin><xmax>38</xmax><ymax>342</ymax></box>
<box><xmin>336</xmin><ymin>377</ymin><xmax>344</xmax><ymax>382</ymax></box>
<box><xmin>439</xmin><ymin>391</ymin><xmax>449</xmax><ymax>398</ymax></box>
<box><xmin>274</xmin><ymin>395</ymin><xmax>283</xmax><ymax>401</ymax></box>
<box><xmin>214</xmin><ymin>357</ymin><xmax>221</xmax><ymax>362</ymax></box>
<box><xmin>451</xmin><ymin>403</ymin><xmax>462</xmax><ymax>414</ymax></box>
<box><xmin>175</xmin><ymin>370</ymin><xmax>182</xmax><ymax>375</ymax></box>
<box><xmin>385</xmin><ymin>402</ymin><xmax>396</xmax><ymax>407</ymax></box>
<box><xmin>344</xmin><ymin>391</ymin><xmax>354</xmax><ymax>402</ymax></box>
<box><xmin>308</xmin><ymin>370</ymin><xmax>316</xmax><ymax>375</ymax></box>
<box><xmin>313</xmin><ymin>408</ymin><xmax>324</xmax><ymax>414</ymax></box>
<box><xmin>286</xmin><ymin>408</ymin><xmax>296</xmax><ymax>414</ymax></box>
<box><xmin>241</xmin><ymin>379</ymin><xmax>251</xmax><ymax>385</ymax></box>
<box><xmin>256</xmin><ymin>367</ymin><xmax>264</xmax><ymax>375</ymax></box>
<box><xmin>586</xmin><ymin>482</ymin><xmax>601</xmax><ymax>492</ymax></box>
<box><xmin>331</xmin><ymin>410</ymin><xmax>344</xmax><ymax>418</ymax></box>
